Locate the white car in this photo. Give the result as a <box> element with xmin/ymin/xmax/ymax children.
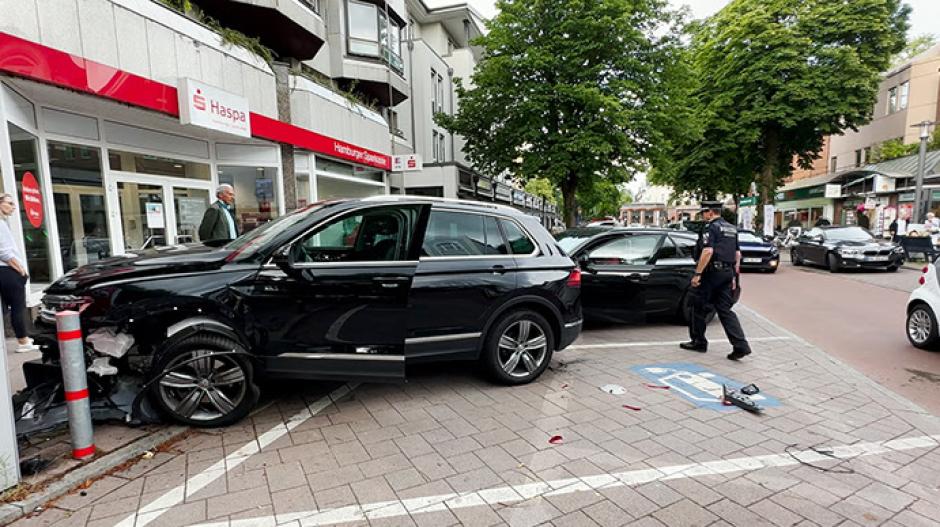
<box><xmin>906</xmin><ymin>261</ymin><xmax>940</xmax><ymax>349</ymax></box>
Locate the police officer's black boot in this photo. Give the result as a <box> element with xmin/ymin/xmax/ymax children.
<box><xmin>680</xmin><ymin>341</ymin><xmax>707</xmax><ymax>353</ymax></box>
<box><xmin>727</xmin><ymin>348</ymin><xmax>751</xmax><ymax>361</ymax></box>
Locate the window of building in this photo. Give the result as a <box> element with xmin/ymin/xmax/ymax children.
<box><xmin>436</xmin><ymin>73</ymin><xmax>445</xmax><ymax>114</ymax></box>
<box><xmin>830</xmin><ymin>157</ymin><xmax>838</xmax><ymax>174</ymax></box>
<box><xmin>217</xmin><ymin>166</ymin><xmax>279</xmax><ymax>234</ymax></box>
<box><xmin>299</xmin><ymin>0</ymin><xmax>319</xmax><ymax>13</ymax></box>
<box><xmin>888</xmin><ymin>86</ymin><xmax>898</xmax><ymax>114</ymax></box>
<box><xmin>855</xmin><ymin>149</ymin><xmax>863</xmax><ymax>167</ymax></box>
<box><xmin>899</xmin><ymin>81</ymin><xmax>910</xmax><ymax>110</ymax></box>
<box><xmin>438</xmin><ymin>132</ymin><xmax>446</xmax><ymax>162</ymax></box>
<box><xmin>108</xmin><ymin>150</ymin><xmax>210</xmax><ymax>180</ymax></box>
<box><xmin>432</xmin><ymin>130</ymin><xmax>439</xmax><ymax>161</ymax></box>
<box><xmin>388</xmin><ymin>109</ymin><xmax>402</xmax><ymax>137</ymax></box>
<box><xmin>9</xmin><ymin>123</ymin><xmax>53</xmax><ymax>283</ymax></box>
<box><xmin>864</xmin><ymin>146</ymin><xmax>872</xmax><ymax>165</ymax></box>
<box><xmin>48</xmin><ymin>141</ymin><xmax>111</xmax><ymax>271</ymax></box>
<box><xmin>346</xmin><ymin>0</ymin><xmax>403</xmax><ymax>72</ymax></box>
<box><xmin>430</xmin><ymin>69</ymin><xmax>438</xmax><ymax>115</ymax></box>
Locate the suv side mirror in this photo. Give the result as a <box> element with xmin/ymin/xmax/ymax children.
<box><xmin>813</xmin><ymin>235</ymin><xmax>824</xmax><ymax>243</ymax></box>
<box><xmin>272</xmin><ymin>245</ymin><xmax>292</xmax><ymax>270</ymax></box>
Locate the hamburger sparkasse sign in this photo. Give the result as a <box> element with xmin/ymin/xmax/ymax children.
<box><xmin>178</xmin><ymin>78</ymin><xmax>251</xmax><ymax>138</ymax></box>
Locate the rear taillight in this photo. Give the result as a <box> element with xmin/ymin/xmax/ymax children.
<box><xmin>923</xmin><ymin>266</ymin><xmax>929</xmax><ymax>274</ymax></box>
<box><xmin>920</xmin><ymin>276</ymin><xmax>926</xmax><ymax>285</ymax></box>
<box><xmin>566</xmin><ymin>268</ymin><xmax>581</xmax><ymax>287</ymax></box>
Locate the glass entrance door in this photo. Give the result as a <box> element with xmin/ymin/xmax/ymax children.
<box><xmin>8</xmin><ymin>123</ymin><xmax>53</xmax><ymax>283</ymax></box>
<box><xmin>110</xmin><ymin>173</ymin><xmax>213</xmax><ymax>252</ymax></box>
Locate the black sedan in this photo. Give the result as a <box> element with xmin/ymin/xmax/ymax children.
<box><xmin>791</xmin><ymin>225</ymin><xmax>904</xmax><ymax>272</ymax></box>
<box><xmin>556</xmin><ymin>228</ymin><xmax>702</xmax><ymax>324</ymax></box>
<box><xmin>738</xmin><ymin>230</ymin><xmax>779</xmax><ymax>272</ymax></box>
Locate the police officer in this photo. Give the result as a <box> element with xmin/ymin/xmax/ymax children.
<box><xmin>680</xmin><ymin>201</ymin><xmax>752</xmax><ymax>360</ymax></box>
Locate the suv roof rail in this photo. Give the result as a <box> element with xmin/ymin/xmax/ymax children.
<box><xmin>361</xmin><ymin>194</ymin><xmax>521</xmax><ymax>213</ymax></box>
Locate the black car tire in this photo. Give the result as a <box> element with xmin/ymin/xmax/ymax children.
<box><xmin>482</xmin><ymin>309</ymin><xmax>554</xmax><ymax>385</ymax></box>
<box><xmin>791</xmin><ymin>250</ymin><xmax>803</xmax><ymax>266</ymax></box>
<box><xmin>907</xmin><ymin>303</ymin><xmax>939</xmax><ymax>350</ymax></box>
<box><xmin>149</xmin><ymin>334</ymin><xmax>259</xmax><ymax>427</ymax></box>
<box><xmin>887</xmin><ymin>265</ymin><xmax>899</xmax><ymax>273</ymax></box>
<box><xmin>828</xmin><ymin>253</ymin><xmax>841</xmax><ymax>273</ymax></box>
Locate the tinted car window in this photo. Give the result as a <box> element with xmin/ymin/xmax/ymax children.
<box><xmin>422</xmin><ymin>211</ymin><xmax>507</xmax><ymax>256</ymax></box>
<box><xmin>654</xmin><ymin>236</ymin><xmax>677</xmax><ymax>260</ymax></box>
<box><xmin>588</xmin><ymin>235</ymin><xmax>660</xmax><ymax>265</ymax></box>
<box><xmin>499</xmin><ymin>219</ymin><xmax>537</xmax><ymax>255</ymax></box>
<box><xmin>292</xmin><ymin>209</ymin><xmax>405</xmax><ymax>262</ymax></box>
<box><xmin>555</xmin><ymin>233</ymin><xmax>594</xmax><ymax>253</ymax></box>
<box><xmin>670</xmin><ymin>235</ymin><xmax>697</xmax><ymax>257</ymax></box>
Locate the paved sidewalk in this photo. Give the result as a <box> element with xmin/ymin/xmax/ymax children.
<box><xmin>9</xmin><ymin>306</ymin><xmax>940</xmax><ymax>527</ymax></box>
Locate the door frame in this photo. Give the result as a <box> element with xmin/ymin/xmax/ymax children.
<box><xmin>106</xmin><ymin>170</ymin><xmax>214</xmax><ymax>255</ymax></box>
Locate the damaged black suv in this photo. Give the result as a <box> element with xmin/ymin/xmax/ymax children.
<box><xmin>17</xmin><ymin>197</ymin><xmax>581</xmax><ymax>431</ymax></box>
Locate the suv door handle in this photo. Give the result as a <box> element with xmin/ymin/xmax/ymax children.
<box><xmin>627</xmin><ymin>272</ymin><xmax>649</xmax><ymax>281</ymax></box>
<box><xmin>491</xmin><ymin>265</ymin><xmax>507</xmax><ymax>275</ymax></box>
<box><xmin>373</xmin><ymin>276</ymin><xmax>410</xmax><ymax>288</ymax></box>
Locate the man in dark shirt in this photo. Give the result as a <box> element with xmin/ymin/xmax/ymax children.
<box><xmin>681</xmin><ymin>201</ymin><xmax>752</xmax><ymax>360</ymax></box>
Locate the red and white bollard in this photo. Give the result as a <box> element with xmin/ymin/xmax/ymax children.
<box><xmin>56</xmin><ymin>310</ymin><xmax>95</xmax><ymax>460</ymax></box>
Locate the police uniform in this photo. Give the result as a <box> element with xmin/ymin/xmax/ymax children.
<box><xmin>683</xmin><ymin>204</ymin><xmax>752</xmax><ymax>360</ymax></box>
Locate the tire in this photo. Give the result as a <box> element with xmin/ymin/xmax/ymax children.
<box><xmin>149</xmin><ymin>334</ymin><xmax>259</xmax><ymax>427</ymax></box>
<box><xmin>907</xmin><ymin>304</ymin><xmax>939</xmax><ymax>350</ymax></box>
<box><xmin>482</xmin><ymin>310</ymin><xmax>554</xmax><ymax>385</ymax></box>
<box><xmin>827</xmin><ymin>253</ymin><xmax>841</xmax><ymax>273</ymax></box>
<box><xmin>887</xmin><ymin>265</ymin><xmax>899</xmax><ymax>273</ymax></box>
<box><xmin>791</xmin><ymin>250</ymin><xmax>803</xmax><ymax>266</ymax></box>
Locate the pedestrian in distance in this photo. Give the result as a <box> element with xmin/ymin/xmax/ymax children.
<box><xmin>0</xmin><ymin>193</ymin><xmax>39</xmax><ymax>353</ymax></box>
<box><xmin>681</xmin><ymin>201</ymin><xmax>752</xmax><ymax>361</ymax></box>
<box><xmin>198</xmin><ymin>184</ymin><xmax>239</xmax><ymax>243</ymax></box>
<box><xmin>856</xmin><ymin>204</ymin><xmax>871</xmax><ymax>230</ymax></box>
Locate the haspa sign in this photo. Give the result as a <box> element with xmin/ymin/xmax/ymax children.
<box><xmin>391</xmin><ymin>154</ymin><xmax>423</xmax><ymax>172</ymax></box>
<box><xmin>178</xmin><ymin>78</ymin><xmax>251</xmax><ymax>138</ymax></box>
<box><xmin>21</xmin><ymin>172</ymin><xmax>43</xmax><ymax>228</ymax></box>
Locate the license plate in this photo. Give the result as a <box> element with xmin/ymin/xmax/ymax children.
<box><xmin>864</xmin><ymin>256</ymin><xmax>889</xmax><ymax>262</ymax></box>
<box><xmin>744</xmin><ymin>258</ymin><xmax>762</xmax><ymax>263</ymax></box>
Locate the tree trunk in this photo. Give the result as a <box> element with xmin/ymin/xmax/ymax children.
<box><xmin>759</xmin><ymin>127</ymin><xmax>781</xmax><ymax>207</ymax></box>
<box><xmin>562</xmin><ymin>177</ymin><xmax>578</xmax><ymax>228</ymax></box>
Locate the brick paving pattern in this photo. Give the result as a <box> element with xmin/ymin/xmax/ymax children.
<box><xmin>9</xmin><ymin>305</ymin><xmax>940</xmax><ymax>527</ymax></box>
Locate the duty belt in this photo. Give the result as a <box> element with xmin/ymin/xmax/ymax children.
<box><xmin>711</xmin><ymin>261</ymin><xmax>734</xmax><ymax>271</ymax></box>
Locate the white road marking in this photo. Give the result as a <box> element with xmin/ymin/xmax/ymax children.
<box><xmin>183</xmin><ymin>434</ymin><xmax>940</xmax><ymax>527</ymax></box>
<box><xmin>116</xmin><ymin>383</ymin><xmax>358</xmax><ymax>527</ymax></box>
<box><xmin>568</xmin><ymin>335</ymin><xmax>791</xmax><ymax>349</ymax></box>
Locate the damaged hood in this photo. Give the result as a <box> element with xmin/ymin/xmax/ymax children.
<box><xmin>46</xmin><ymin>244</ymin><xmax>236</xmax><ymax>293</ymax></box>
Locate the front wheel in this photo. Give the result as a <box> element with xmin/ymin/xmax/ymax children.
<box><xmin>791</xmin><ymin>250</ymin><xmax>803</xmax><ymax>266</ymax></box>
<box><xmin>149</xmin><ymin>334</ymin><xmax>258</xmax><ymax>427</ymax></box>
<box><xmin>887</xmin><ymin>265</ymin><xmax>899</xmax><ymax>273</ymax></box>
<box><xmin>828</xmin><ymin>253</ymin><xmax>841</xmax><ymax>273</ymax></box>
<box><xmin>482</xmin><ymin>310</ymin><xmax>554</xmax><ymax>385</ymax></box>
<box><xmin>907</xmin><ymin>304</ymin><xmax>939</xmax><ymax>350</ymax></box>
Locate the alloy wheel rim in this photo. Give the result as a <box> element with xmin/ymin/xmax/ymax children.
<box><xmin>158</xmin><ymin>350</ymin><xmax>247</xmax><ymax>421</ymax></box>
<box><xmin>909</xmin><ymin>309</ymin><xmax>932</xmax><ymax>344</ymax></box>
<box><xmin>498</xmin><ymin>320</ymin><xmax>548</xmax><ymax>378</ymax></box>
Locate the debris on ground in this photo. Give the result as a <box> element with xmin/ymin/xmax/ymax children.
<box><xmin>622</xmin><ymin>405</ymin><xmax>642</xmax><ymax>411</ymax></box>
<box><xmin>548</xmin><ymin>435</ymin><xmax>564</xmax><ymax>444</ymax></box>
<box><xmin>600</xmin><ymin>384</ymin><xmax>626</xmax><ymax>395</ymax></box>
<box><xmin>643</xmin><ymin>383</ymin><xmax>671</xmax><ymax>390</ymax></box>
<box><xmin>19</xmin><ymin>456</ymin><xmax>52</xmax><ymax>476</ymax></box>
<box><xmin>722</xmin><ymin>384</ymin><xmax>763</xmax><ymax>413</ymax></box>
<box><xmin>141</xmin><ymin>451</ymin><xmax>154</xmax><ymax>459</ymax></box>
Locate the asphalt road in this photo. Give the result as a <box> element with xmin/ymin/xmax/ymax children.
<box><xmin>741</xmin><ymin>259</ymin><xmax>940</xmax><ymax>416</ymax></box>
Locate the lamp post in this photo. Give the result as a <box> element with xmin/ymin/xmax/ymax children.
<box><xmin>913</xmin><ymin>120</ymin><xmax>936</xmax><ymax>223</ymax></box>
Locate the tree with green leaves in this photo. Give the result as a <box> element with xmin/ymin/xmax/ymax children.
<box><xmin>524</xmin><ymin>178</ymin><xmax>558</xmax><ymax>204</ymax></box>
<box><xmin>654</xmin><ymin>0</ymin><xmax>909</xmax><ymax>204</ymax></box>
<box><xmin>437</xmin><ymin>0</ymin><xmax>690</xmax><ymax>227</ymax></box>
<box><xmin>579</xmin><ymin>181</ymin><xmax>632</xmax><ymax>220</ymax></box>
<box><xmin>891</xmin><ymin>33</ymin><xmax>937</xmax><ymax>68</ymax></box>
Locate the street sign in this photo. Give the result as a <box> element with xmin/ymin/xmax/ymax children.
<box><xmin>631</xmin><ymin>362</ymin><xmax>780</xmax><ymax>411</ymax></box>
<box><xmin>738</xmin><ymin>196</ymin><xmax>758</xmax><ymax>207</ymax></box>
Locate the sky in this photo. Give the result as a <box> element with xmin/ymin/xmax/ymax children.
<box><xmin>425</xmin><ymin>0</ymin><xmax>939</xmax><ymax>39</ymax></box>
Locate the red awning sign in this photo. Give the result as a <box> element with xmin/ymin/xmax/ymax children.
<box><xmin>21</xmin><ymin>171</ymin><xmax>43</xmax><ymax>228</ymax></box>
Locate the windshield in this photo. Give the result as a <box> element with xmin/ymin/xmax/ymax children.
<box><xmin>555</xmin><ymin>233</ymin><xmax>595</xmax><ymax>253</ymax></box>
<box><xmin>825</xmin><ymin>227</ymin><xmax>873</xmax><ymax>242</ymax></box>
<box><xmin>738</xmin><ymin>231</ymin><xmax>764</xmax><ymax>244</ymax></box>
<box><xmin>225</xmin><ymin>203</ymin><xmax>325</xmax><ymax>261</ymax></box>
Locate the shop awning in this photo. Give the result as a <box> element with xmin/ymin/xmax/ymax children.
<box><xmin>778</xmin><ymin>172</ymin><xmax>844</xmax><ymax>192</ymax></box>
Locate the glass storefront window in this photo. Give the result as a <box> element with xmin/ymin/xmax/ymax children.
<box><xmin>173</xmin><ymin>187</ymin><xmax>211</xmax><ymax>244</ymax></box>
<box><xmin>117</xmin><ymin>182</ymin><xmax>166</xmax><ymax>250</ymax></box>
<box><xmin>108</xmin><ymin>149</ymin><xmax>210</xmax><ymax>180</ymax></box>
<box><xmin>218</xmin><ymin>166</ymin><xmax>279</xmax><ymax>234</ymax></box>
<box><xmin>47</xmin><ymin>141</ymin><xmax>111</xmax><ymax>271</ymax></box>
<box><xmin>8</xmin><ymin>123</ymin><xmax>53</xmax><ymax>283</ymax></box>
<box><xmin>297</xmin><ymin>173</ymin><xmax>311</xmax><ymax>207</ymax></box>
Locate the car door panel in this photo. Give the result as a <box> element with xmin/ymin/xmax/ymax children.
<box><xmin>646</xmin><ymin>235</ymin><xmax>696</xmax><ymax>315</ymax></box>
<box><xmin>406</xmin><ymin>210</ymin><xmax>517</xmax><ymax>360</ymax></box>
<box><xmin>579</xmin><ymin>233</ymin><xmax>662</xmax><ymax>323</ymax></box>
<box><xmin>247</xmin><ymin>204</ymin><xmax>427</xmax><ymax>382</ymax></box>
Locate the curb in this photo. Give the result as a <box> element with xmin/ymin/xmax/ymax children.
<box><xmin>0</xmin><ymin>425</ymin><xmax>187</xmax><ymax>526</ymax></box>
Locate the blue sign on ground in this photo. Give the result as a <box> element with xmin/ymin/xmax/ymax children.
<box><xmin>630</xmin><ymin>362</ymin><xmax>781</xmax><ymax>411</ymax></box>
